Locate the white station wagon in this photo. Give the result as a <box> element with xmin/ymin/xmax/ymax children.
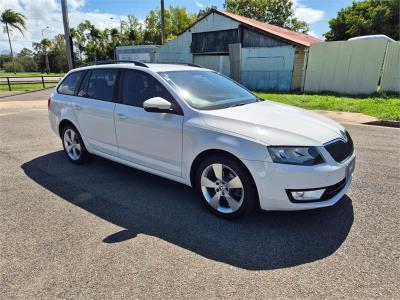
<box><xmin>48</xmin><ymin>62</ymin><xmax>356</xmax><ymax>219</ymax></box>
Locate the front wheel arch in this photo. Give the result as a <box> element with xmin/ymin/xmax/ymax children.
<box><xmin>192</xmin><ymin>151</ymin><xmax>260</xmax><ymax>218</ymax></box>
<box><xmin>190</xmin><ymin>149</ymin><xmax>259</xmax><ymax>203</ymax></box>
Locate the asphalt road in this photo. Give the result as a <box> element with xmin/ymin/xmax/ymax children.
<box><xmin>0</xmin><ymin>97</ymin><xmax>399</xmax><ymax>298</ymax></box>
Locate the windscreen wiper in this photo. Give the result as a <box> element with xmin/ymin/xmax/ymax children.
<box><xmin>229</xmin><ymin>103</ymin><xmax>247</xmax><ymax>108</ymax></box>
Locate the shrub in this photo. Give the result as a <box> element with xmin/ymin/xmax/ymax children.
<box><xmin>3</xmin><ymin>61</ymin><xmax>24</xmax><ymax>73</ymax></box>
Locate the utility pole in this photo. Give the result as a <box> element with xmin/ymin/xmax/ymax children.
<box><xmin>161</xmin><ymin>0</ymin><xmax>165</xmax><ymax>45</ymax></box>
<box><xmin>110</xmin><ymin>17</ymin><xmax>123</xmax><ymax>61</ymax></box>
<box><xmin>110</xmin><ymin>17</ymin><xmax>123</xmax><ymax>36</ymax></box>
<box><xmin>61</xmin><ymin>0</ymin><xmax>74</xmax><ymax>70</ymax></box>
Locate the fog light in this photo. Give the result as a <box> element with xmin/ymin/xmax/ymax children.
<box><xmin>291</xmin><ymin>189</ymin><xmax>326</xmax><ymax>201</ymax></box>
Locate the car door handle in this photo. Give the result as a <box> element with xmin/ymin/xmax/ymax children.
<box><xmin>116</xmin><ymin>113</ymin><xmax>128</xmax><ymax>120</ymax></box>
<box><xmin>73</xmin><ymin>104</ymin><xmax>82</xmax><ymax>110</ymax></box>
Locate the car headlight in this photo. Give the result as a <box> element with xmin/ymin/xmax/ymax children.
<box><xmin>267</xmin><ymin>146</ymin><xmax>324</xmax><ymax>166</ymax></box>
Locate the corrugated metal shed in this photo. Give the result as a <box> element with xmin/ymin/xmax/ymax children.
<box><xmin>304</xmin><ymin>40</ymin><xmax>388</xmax><ymax>95</ymax></box>
<box><xmin>155</xmin><ymin>9</ymin><xmax>319</xmax><ymax>92</ymax></box>
<box><xmin>381</xmin><ymin>42</ymin><xmax>400</xmax><ymax>94</ymax></box>
<box><xmin>291</xmin><ymin>48</ymin><xmax>307</xmax><ymax>90</ymax></box>
<box><xmin>193</xmin><ymin>55</ymin><xmax>230</xmax><ymax>76</ymax></box>
<box><xmin>116</xmin><ymin>45</ymin><xmax>159</xmax><ymax>62</ymax></box>
<box><xmin>242</xmin><ymin>28</ymin><xmax>287</xmax><ymax>48</ymax></box>
<box><xmin>219</xmin><ymin>11</ymin><xmax>321</xmax><ymax>47</ymax></box>
<box><xmin>241</xmin><ymin>46</ymin><xmax>295</xmax><ymax>91</ymax></box>
<box><xmin>157</xmin><ymin>12</ymin><xmax>239</xmax><ymax>63</ymax></box>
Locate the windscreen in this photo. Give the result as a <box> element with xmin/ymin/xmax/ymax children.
<box><xmin>159</xmin><ymin>70</ymin><xmax>257</xmax><ymax>110</ymax></box>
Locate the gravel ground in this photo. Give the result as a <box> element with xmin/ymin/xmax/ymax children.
<box><xmin>0</xmin><ymin>102</ymin><xmax>399</xmax><ymax>299</ymax></box>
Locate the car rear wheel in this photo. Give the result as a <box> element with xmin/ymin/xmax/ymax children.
<box><xmin>62</xmin><ymin>125</ymin><xmax>88</xmax><ymax>164</ymax></box>
<box><xmin>195</xmin><ymin>154</ymin><xmax>258</xmax><ymax>219</ymax></box>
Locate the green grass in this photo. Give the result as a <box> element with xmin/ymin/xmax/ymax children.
<box><xmin>255</xmin><ymin>92</ymin><xmax>400</xmax><ymax>121</ymax></box>
<box><xmin>0</xmin><ymin>83</ymin><xmax>57</xmax><ymax>92</ymax></box>
<box><xmin>0</xmin><ymin>72</ymin><xmax>64</xmax><ymax>77</ymax></box>
<box><xmin>0</xmin><ymin>71</ymin><xmax>63</xmax><ymax>91</ymax></box>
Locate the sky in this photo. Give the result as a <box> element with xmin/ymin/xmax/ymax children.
<box><xmin>0</xmin><ymin>0</ymin><xmax>354</xmax><ymax>53</ymax></box>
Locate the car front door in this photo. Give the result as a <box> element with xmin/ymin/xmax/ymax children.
<box><xmin>114</xmin><ymin>69</ymin><xmax>184</xmax><ymax>177</ymax></box>
<box><xmin>72</xmin><ymin>68</ymin><xmax>119</xmax><ymax>156</ymax></box>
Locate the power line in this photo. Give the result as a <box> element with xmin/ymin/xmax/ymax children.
<box><xmin>0</xmin><ymin>39</ymin><xmax>36</xmax><ymax>43</ymax></box>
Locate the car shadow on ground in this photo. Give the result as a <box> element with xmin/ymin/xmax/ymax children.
<box><xmin>22</xmin><ymin>151</ymin><xmax>354</xmax><ymax>271</ymax></box>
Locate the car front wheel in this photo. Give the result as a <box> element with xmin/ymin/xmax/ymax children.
<box><xmin>195</xmin><ymin>155</ymin><xmax>258</xmax><ymax>219</ymax></box>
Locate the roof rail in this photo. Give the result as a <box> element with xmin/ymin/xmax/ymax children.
<box><xmin>78</xmin><ymin>60</ymin><xmax>149</xmax><ymax>68</ymax></box>
<box><xmin>187</xmin><ymin>63</ymin><xmax>203</xmax><ymax>68</ymax></box>
<box><xmin>150</xmin><ymin>62</ymin><xmax>203</xmax><ymax>68</ymax></box>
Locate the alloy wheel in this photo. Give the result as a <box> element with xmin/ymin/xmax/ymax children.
<box><xmin>200</xmin><ymin>163</ymin><xmax>244</xmax><ymax>214</ymax></box>
<box><xmin>63</xmin><ymin>128</ymin><xmax>81</xmax><ymax>161</ymax></box>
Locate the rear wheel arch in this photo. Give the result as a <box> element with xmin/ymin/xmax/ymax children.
<box><xmin>58</xmin><ymin>119</ymin><xmax>79</xmax><ymax>138</ymax></box>
<box><xmin>60</xmin><ymin>121</ymin><xmax>89</xmax><ymax>164</ymax></box>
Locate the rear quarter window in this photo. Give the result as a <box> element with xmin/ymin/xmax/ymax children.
<box><xmin>57</xmin><ymin>71</ymin><xmax>84</xmax><ymax>95</ymax></box>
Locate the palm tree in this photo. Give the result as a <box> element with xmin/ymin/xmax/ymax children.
<box><xmin>89</xmin><ymin>27</ymin><xmax>101</xmax><ymax>62</ymax></box>
<box><xmin>110</xmin><ymin>28</ymin><xmax>119</xmax><ymax>60</ymax></box>
<box><xmin>33</xmin><ymin>39</ymin><xmax>52</xmax><ymax>73</ymax></box>
<box><xmin>0</xmin><ymin>9</ymin><xmax>26</xmax><ymax>74</ymax></box>
<box><xmin>41</xmin><ymin>38</ymin><xmax>52</xmax><ymax>73</ymax></box>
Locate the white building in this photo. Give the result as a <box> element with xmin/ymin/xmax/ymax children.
<box><xmin>116</xmin><ymin>45</ymin><xmax>159</xmax><ymax>63</ymax></box>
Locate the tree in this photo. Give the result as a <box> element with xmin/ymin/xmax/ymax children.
<box><xmin>224</xmin><ymin>0</ymin><xmax>309</xmax><ymax>32</ymax></box>
<box><xmin>0</xmin><ymin>9</ymin><xmax>26</xmax><ymax>74</ymax></box>
<box><xmin>324</xmin><ymin>0</ymin><xmax>399</xmax><ymax>41</ymax></box>
<box><xmin>143</xmin><ymin>6</ymin><xmax>197</xmax><ymax>44</ymax></box>
<box><xmin>70</xmin><ymin>21</ymin><xmax>116</xmax><ymax>63</ymax></box>
<box><xmin>33</xmin><ymin>39</ymin><xmax>52</xmax><ymax>73</ymax></box>
<box><xmin>286</xmin><ymin>18</ymin><xmax>309</xmax><ymax>34</ymax></box>
<box><xmin>143</xmin><ymin>10</ymin><xmax>160</xmax><ymax>44</ymax></box>
<box><xmin>16</xmin><ymin>48</ymin><xmax>37</xmax><ymax>72</ymax></box>
<box><xmin>2</xmin><ymin>48</ymin><xmax>37</xmax><ymax>72</ymax></box>
<box><xmin>32</xmin><ymin>35</ymin><xmax>68</xmax><ymax>73</ymax></box>
<box><xmin>110</xmin><ymin>28</ymin><xmax>120</xmax><ymax>60</ymax></box>
<box><xmin>0</xmin><ymin>54</ymin><xmax>12</xmax><ymax>70</ymax></box>
<box><xmin>123</xmin><ymin>15</ymin><xmax>143</xmax><ymax>45</ymax></box>
<box><xmin>89</xmin><ymin>26</ymin><xmax>102</xmax><ymax>62</ymax></box>
<box><xmin>70</xmin><ymin>26</ymin><xmax>86</xmax><ymax>62</ymax></box>
<box><xmin>197</xmin><ymin>6</ymin><xmax>218</xmax><ymax>19</ymax></box>
<box><xmin>50</xmin><ymin>35</ymin><xmax>68</xmax><ymax>72</ymax></box>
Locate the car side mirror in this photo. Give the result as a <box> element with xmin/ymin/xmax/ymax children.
<box><xmin>143</xmin><ymin>97</ymin><xmax>173</xmax><ymax>113</ymax></box>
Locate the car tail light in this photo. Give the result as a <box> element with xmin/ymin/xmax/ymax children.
<box><xmin>48</xmin><ymin>97</ymin><xmax>51</xmax><ymax>110</ymax></box>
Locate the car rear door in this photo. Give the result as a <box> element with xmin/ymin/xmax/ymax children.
<box><xmin>114</xmin><ymin>69</ymin><xmax>184</xmax><ymax>177</ymax></box>
<box><xmin>72</xmin><ymin>68</ymin><xmax>119</xmax><ymax>156</ymax></box>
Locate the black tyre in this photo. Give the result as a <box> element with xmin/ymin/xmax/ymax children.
<box><xmin>61</xmin><ymin>124</ymin><xmax>89</xmax><ymax>164</ymax></box>
<box><xmin>194</xmin><ymin>154</ymin><xmax>258</xmax><ymax>219</ymax></box>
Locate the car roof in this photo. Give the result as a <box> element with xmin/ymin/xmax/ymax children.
<box><xmin>72</xmin><ymin>63</ymin><xmax>210</xmax><ymax>73</ymax></box>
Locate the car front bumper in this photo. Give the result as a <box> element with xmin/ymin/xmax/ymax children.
<box><xmin>242</xmin><ymin>153</ymin><xmax>355</xmax><ymax>211</ymax></box>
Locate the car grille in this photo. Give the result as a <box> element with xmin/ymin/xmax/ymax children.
<box><xmin>320</xmin><ymin>178</ymin><xmax>347</xmax><ymax>200</ymax></box>
<box><xmin>324</xmin><ymin>131</ymin><xmax>354</xmax><ymax>162</ymax></box>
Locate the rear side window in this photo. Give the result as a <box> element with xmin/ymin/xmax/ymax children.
<box><xmin>58</xmin><ymin>71</ymin><xmax>83</xmax><ymax>95</ymax></box>
<box><xmin>122</xmin><ymin>70</ymin><xmax>173</xmax><ymax>107</ymax></box>
<box><xmin>87</xmin><ymin>69</ymin><xmax>118</xmax><ymax>101</ymax></box>
<box><xmin>77</xmin><ymin>71</ymin><xmax>91</xmax><ymax>97</ymax></box>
